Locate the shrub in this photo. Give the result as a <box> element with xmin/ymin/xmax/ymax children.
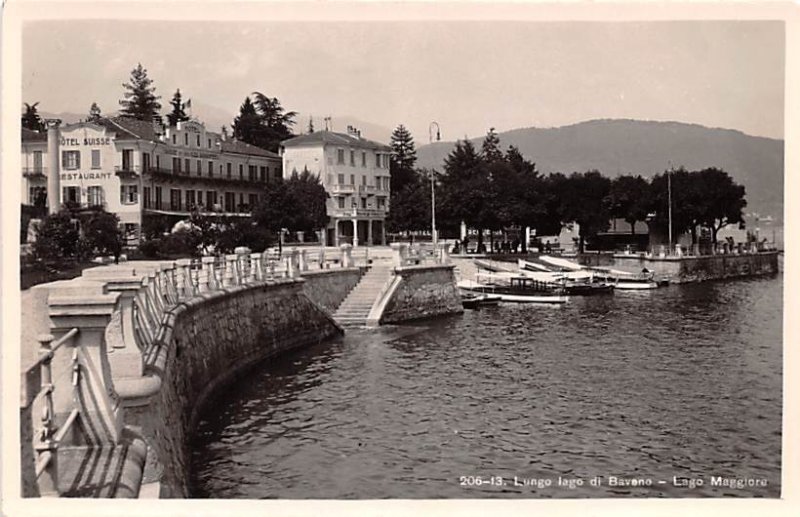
<box><xmin>33</xmin><ymin>211</ymin><xmax>80</xmax><ymax>261</ymax></box>
<box><xmin>82</xmin><ymin>211</ymin><xmax>123</xmax><ymax>262</ymax></box>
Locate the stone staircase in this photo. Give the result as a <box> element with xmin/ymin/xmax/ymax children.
<box><xmin>333</xmin><ymin>262</ymin><xmax>394</xmax><ymax>327</ymax></box>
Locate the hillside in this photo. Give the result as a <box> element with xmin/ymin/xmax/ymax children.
<box><xmin>416</xmin><ymin>119</ymin><xmax>784</xmax><ymax>221</ymax></box>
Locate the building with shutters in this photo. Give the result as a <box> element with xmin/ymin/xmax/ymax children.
<box><xmin>21</xmin><ymin>117</ymin><xmax>282</xmax><ymax>245</ymax></box>
<box><xmin>280</xmin><ymin>126</ymin><xmax>392</xmax><ymax>246</ymax></box>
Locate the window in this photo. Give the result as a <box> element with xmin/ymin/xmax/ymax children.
<box><xmin>260</xmin><ymin>166</ymin><xmax>266</xmax><ymax>182</ymax></box>
<box><xmin>350</xmin><ymin>150</ymin><xmax>355</xmax><ymax>166</ymax></box>
<box><xmin>384</xmin><ymin>177</ymin><xmax>390</xmax><ymax>190</ymax></box>
<box><xmin>170</xmin><ymin>189</ymin><xmax>182</xmax><ymax>211</ymax></box>
<box><xmin>238</xmin><ymin>164</ymin><xmax>243</xmax><ymax>179</ymax></box>
<box><xmin>337</xmin><ymin>149</ymin><xmax>345</xmax><ymax>164</ymax></box>
<box><xmin>206</xmin><ymin>191</ymin><xmax>217</xmax><ymax>210</ymax></box>
<box><xmin>62</xmin><ymin>150</ymin><xmax>80</xmax><ymax>170</ymax></box>
<box><xmin>33</xmin><ymin>151</ymin><xmax>43</xmax><ymax>172</ymax></box>
<box><xmin>239</xmin><ymin>193</ymin><xmax>245</xmax><ymax>211</ymax></box>
<box><xmin>172</xmin><ymin>134</ymin><xmax>177</xmax><ymax>145</ymax></box>
<box><xmin>197</xmin><ymin>190</ymin><xmax>204</xmax><ymax>208</ymax></box>
<box><xmin>122</xmin><ymin>149</ymin><xmax>134</xmax><ymax>171</ymax></box>
<box><xmin>185</xmin><ymin>159</ymin><xmax>191</xmax><ymax>175</ymax></box>
<box><xmin>155</xmin><ymin>187</ymin><xmax>163</xmax><ymax>209</ymax></box>
<box><xmin>120</xmin><ymin>185</ymin><xmax>138</xmax><ymax>204</ymax></box>
<box><xmin>219</xmin><ymin>164</ymin><xmax>223</xmax><ymax>177</ymax></box>
<box><xmin>361</xmin><ymin>197</ymin><xmax>367</xmax><ymax>209</ymax></box>
<box><xmin>197</xmin><ymin>160</ymin><xmax>202</xmax><ymax>176</ymax></box>
<box><xmin>196</xmin><ymin>134</ymin><xmax>201</xmax><ymax>147</ymax></box>
<box><xmin>224</xmin><ymin>192</ymin><xmax>235</xmax><ymax>212</ymax></box>
<box><xmin>337</xmin><ymin>174</ymin><xmax>345</xmax><ymax>185</ymax></box>
<box><xmin>362</xmin><ymin>152</ymin><xmax>366</xmax><ymax>167</ymax></box>
<box><xmin>362</xmin><ymin>175</ymin><xmax>367</xmax><ymax>186</ymax></box>
<box><xmin>350</xmin><ymin>174</ymin><xmax>355</xmax><ymax>185</ymax></box>
<box><xmin>62</xmin><ymin>186</ymin><xmax>80</xmax><ymax>204</ymax></box>
<box><xmin>227</xmin><ymin>163</ymin><xmax>232</xmax><ymax>179</ymax></box>
<box><xmin>377</xmin><ymin>197</ymin><xmax>386</xmax><ymax>209</ymax></box>
<box><xmin>184</xmin><ymin>133</ymin><xmax>189</xmax><ymax>146</ymax></box>
<box><xmin>338</xmin><ymin>197</ymin><xmax>345</xmax><ymax>209</ymax></box>
<box><xmin>208</xmin><ymin>161</ymin><xmax>214</xmax><ymax>177</ymax></box>
<box><xmin>248</xmin><ymin>193</ymin><xmax>258</xmax><ymax>209</ymax></box>
<box><xmin>143</xmin><ymin>186</ymin><xmax>152</xmax><ymax>209</ymax></box>
<box><xmin>274</xmin><ymin>167</ymin><xmax>281</xmax><ymax>181</ymax></box>
<box><xmin>248</xmin><ymin>165</ymin><xmax>257</xmax><ymax>181</ymax></box>
<box><xmin>91</xmin><ymin>150</ymin><xmax>101</xmax><ymax>169</ymax></box>
<box><xmin>142</xmin><ymin>152</ymin><xmax>151</xmax><ymax>172</ymax></box>
<box><xmin>156</xmin><ymin>155</ymin><xmax>161</xmax><ymax>170</ymax></box>
<box><xmin>375</xmin><ymin>176</ymin><xmax>381</xmax><ymax>188</ymax></box>
<box><xmin>87</xmin><ymin>186</ymin><xmax>104</xmax><ymax>207</ymax></box>
<box><xmin>172</xmin><ymin>157</ymin><xmax>181</xmax><ymax>174</ymax></box>
<box><xmin>29</xmin><ymin>186</ymin><xmax>46</xmax><ymax>205</ymax></box>
<box><xmin>375</xmin><ymin>153</ymin><xmax>381</xmax><ymax>168</ymax></box>
<box><xmin>208</xmin><ymin>138</ymin><xmax>212</xmax><ymax>149</ymax></box>
<box><xmin>186</xmin><ymin>190</ymin><xmax>196</xmax><ymax>209</ymax></box>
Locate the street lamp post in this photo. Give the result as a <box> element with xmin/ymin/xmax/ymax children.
<box><xmin>429</xmin><ymin>122</ymin><xmax>441</xmax><ymax>249</ymax></box>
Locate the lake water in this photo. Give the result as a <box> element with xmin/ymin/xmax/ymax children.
<box><xmin>191</xmin><ymin>274</ymin><xmax>782</xmax><ymax>498</ymax></box>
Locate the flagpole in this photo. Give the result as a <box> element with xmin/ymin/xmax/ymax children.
<box><xmin>668</xmin><ymin>162</ymin><xmax>673</xmax><ymax>254</ymax></box>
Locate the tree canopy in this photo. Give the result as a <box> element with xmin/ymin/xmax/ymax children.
<box><xmin>166</xmin><ymin>89</ymin><xmax>190</xmax><ymax>126</ymax></box>
<box><xmin>253</xmin><ymin>168</ymin><xmax>329</xmax><ymax>236</ymax></box>
<box><xmin>232</xmin><ymin>93</ymin><xmax>297</xmax><ymax>153</ymax></box>
<box><xmin>88</xmin><ymin>102</ymin><xmax>102</xmax><ymax>122</ymax></box>
<box><xmin>22</xmin><ymin>102</ymin><xmax>45</xmax><ymax>132</ymax></box>
<box><xmin>119</xmin><ymin>63</ymin><xmax>162</xmax><ymax>121</ymax></box>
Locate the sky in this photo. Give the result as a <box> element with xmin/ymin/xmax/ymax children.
<box><xmin>22</xmin><ymin>19</ymin><xmax>785</xmax><ymax>142</ymax></box>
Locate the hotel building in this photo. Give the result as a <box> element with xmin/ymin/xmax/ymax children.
<box><xmin>280</xmin><ymin>127</ymin><xmax>392</xmax><ymax>246</ymax></box>
<box><xmin>21</xmin><ymin>117</ymin><xmax>281</xmax><ymax>244</ymax></box>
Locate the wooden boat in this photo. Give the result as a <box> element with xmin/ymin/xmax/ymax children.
<box><xmin>457</xmin><ymin>277</ymin><xmax>569</xmax><ymax>304</ymax></box>
<box><xmin>461</xmin><ymin>293</ymin><xmax>502</xmax><ymax>309</ymax></box>
<box><xmin>562</xmin><ymin>280</ymin><xmax>615</xmax><ymax>295</ymax></box>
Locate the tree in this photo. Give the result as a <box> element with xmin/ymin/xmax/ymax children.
<box><xmin>649</xmin><ymin>168</ymin><xmax>705</xmax><ymax>245</ymax></box>
<box><xmin>480</xmin><ymin>127</ymin><xmax>503</xmax><ymax>163</ymax></box>
<box><xmin>119</xmin><ymin>63</ymin><xmax>162</xmax><ymax>121</ymax></box>
<box><xmin>82</xmin><ymin>211</ymin><xmax>123</xmax><ymax>263</ymax></box>
<box><xmin>166</xmin><ymin>88</ymin><xmax>190</xmax><ymax>126</ymax></box>
<box><xmin>88</xmin><ymin>102</ymin><xmax>102</xmax><ymax>122</ymax></box>
<box><xmin>558</xmin><ymin>171</ymin><xmax>612</xmax><ymax>253</ymax></box>
<box><xmin>390</xmin><ymin>124</ymin><xmax>418</xmax><ymax>193</ymax></box>
<box><xmin>33</xmin><ymin>211</ymin><xmax>80</xmax><ymax>261</ymax></box>
<box><xmin>22</xmin><ymin>102</ymin><xmax>45</xmax><ymax>132</ymax></box>
<box><xmin>249</xmin><ymin>91</ymin><xmax>297</xmax><ymax>152</ymax></box>
<box><xmin>387</xmin><ymin>169</ymin><xmax>432</xmax><ymax>234</ymax></box>
<box><xmin>232</xmin><ymin>97</ymin><xmax>263</xmax><ymax>145</ymax></box>
<box><xmin>607</xmin><ymin>175</ymin><xmax>651</xmax><ymax>234</ymax></box>
<box><xmin>695</xmin><ymin>168</ymin><xmax>747</xmax><ymax>243</ymax></box>
<box><xmin>252</xmin><ymin>168</ymin><xmax>328</xmax><ymax>238</ymax></box>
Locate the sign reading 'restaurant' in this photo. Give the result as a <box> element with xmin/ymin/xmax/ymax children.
<box><xmin>60</xmin><ymin>172</ymin><xmax>113</xmax><ymax>181</ymax></box>
<box><xmin>60</xmin><ymin>137</ymin><xmax>113</xmax><ymax>146</ymax></box>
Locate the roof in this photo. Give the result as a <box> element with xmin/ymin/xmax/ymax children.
<box><xmin>281</xmin><ymin>130</ymin><xmax>391</xmax><ymax>151</ymax></box>
<box><xmin>220</xmin><ymin>139</ymin><xmax>280</xmax><ymax>159</ymax></box>
<box><xmin>21</xmin><ymin>128</ymin><xmax>47</xmax><ymax>143</ymax></box>
<box><xmin>97</xmin><ymin>116</ymin><xmax>161</xmax><ymax>141</ymax></box>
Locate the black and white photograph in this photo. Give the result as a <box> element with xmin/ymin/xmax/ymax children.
<box><xmin>1</xmin><ymin>1</ymin><xmax>797</xmax><ymax>515</ymax></box>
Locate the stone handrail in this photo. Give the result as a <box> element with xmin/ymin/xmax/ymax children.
<box><xmin>390</xmin><ymin>242</ymin><xmax>451</xmax><ymax>267</ymax></box>
<box><xmin>20</xmin><ymin>243</ymin><xmax>358</xmax><ymax>497</ymax></box>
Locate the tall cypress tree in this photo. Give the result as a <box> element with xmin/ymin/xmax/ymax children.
<box><xmin>232</xmin><ymin>97</ymin><xmax>263</xmax><ymax>145</ymax></box>
<box><xmin>389</xmin><ymin>124</ymin><xmax>418</xmax><ymax>192</ymax></box>
<box><xmin>119</xmin><ymin>63</ymin><xmax>162</xmax><ymax>121</ymax></box>
<box><xmin>481</xmin><ymin>127</ymin><xmax>503</xmax><ymax>162</ymax></box>
<box><xmin>166</xmin><ymin>88</ymin><xmax>189</xmax><ymax>126</ymax></box>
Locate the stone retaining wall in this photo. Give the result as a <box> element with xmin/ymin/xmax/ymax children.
<box><xmin>612</xmin><ymin>251</ymin><xmax>779</xmax><ymax>283</ymax></box>
<box><xmin>124</xmin><ymin>278</ymin><xmax>342</xmax><ymax>497</ymax></box>
<box><xmin>301</xmin><ymin>267</ymin><xmax>362</xmax><ymax>313</ymax></box>
<box><xmin>380</xmin><ymin>265</ymin><xmax>463</xmax><ymax>324</ymax></box>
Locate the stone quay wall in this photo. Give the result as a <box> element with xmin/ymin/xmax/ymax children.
<box><xmin>612</xmin><ymin>251</ymin><xmax>779</xmax><ymax>283</ymax></box>
<box><xmin>125</xmin><ymin>278</ymin><xmax>342</xmax><ymax>498</ymax></box>
<box><xmin>301</xmin><ymin>267</ymin><xmax>362</xmax><ymax>313</ymax></box>
<box><xmin>380</xmin><ymin>265</ymin><xmax>463</xmax><ymax>324</ymax></box>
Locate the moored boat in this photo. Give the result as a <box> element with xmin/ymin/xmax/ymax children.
<box><xmin>457</xmin><ymin>277</ymin><xmax>569</xmax><ymax>304</ymax></box>
<box><xmin>461</xmin><ymin>293</ymin><xmax>502</xmax><ymax>309</ymax></box>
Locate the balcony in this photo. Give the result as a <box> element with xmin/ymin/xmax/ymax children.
<box><xmin>22</xmin><ymin>167</ymin><xmax>47</xmax><ymax>179</ymax></box>
<box><xmin>114</xmin><ymin>164</ymin><xmax>141</xmax><ymax>177</ymax></box>
<box><xmin>331</xmin><ymin>207</ymin><xmax>387</xmax><ymax>219</ymax></box>
<box><xmin>330</xmin><ymin>184</ymin><xmax>356</xmax><ymax>194</ymax></box>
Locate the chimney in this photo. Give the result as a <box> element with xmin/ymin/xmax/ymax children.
<box><xmin>45</xmin><ymin>119</ymin><xmax>62</xmax><ymax>214</ymax></box>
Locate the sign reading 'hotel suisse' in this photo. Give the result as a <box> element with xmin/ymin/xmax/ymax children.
<box><xmin>60</xmin><ymin>136</ymin><xmax>113</xmax><ymax>146</ymax></box>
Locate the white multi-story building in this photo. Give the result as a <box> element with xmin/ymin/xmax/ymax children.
<box><xmin>21</xmin><ymin>117</ymin><xmax>282</xmax><ymax>244</ymax></box>
<box><xmin>280</xmin><ymin>127</ymin><xmax>392</xmax><ymax>246</ymax></box>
